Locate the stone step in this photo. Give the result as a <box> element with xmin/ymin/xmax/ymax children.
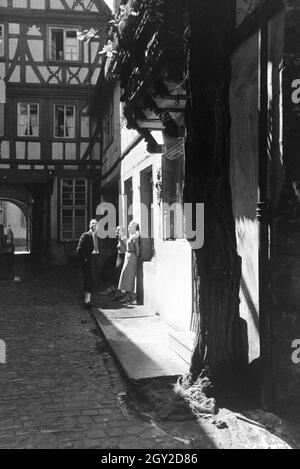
<box><xmin>169</xmin><ymin>328</ymin><xmax>195</xmax><ymax>364</ymax></box>
<box><xmin>92</xmin><ymin>299</ymin><xmax>189</xmax><ymax>381</ymax></box>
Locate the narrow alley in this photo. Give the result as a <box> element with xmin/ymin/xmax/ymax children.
<box><xmin>0</xmin><ymin>259</ymin><xmax>200</xmax><ymax>450</ymax></box>
<box><xmin>0</xmin><ymin>260</ymin><xmax>297</xmax><ymax>450</ymax></box>
<box><xmin>0</xmin><ymin>0</ymin><xmax>300</xmax><ymax>452</ymax></box>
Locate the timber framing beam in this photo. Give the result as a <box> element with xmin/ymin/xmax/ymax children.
<box><xmin>0</xmin><ymin>8</ymin><xmax>110</xmax><ymax>25</ymax></box>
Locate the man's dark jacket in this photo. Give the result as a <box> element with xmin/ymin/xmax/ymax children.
<box><xmin>77</xmin><ymin>231</ymin><xmax>100</xmax><ymax>262</ymax></box>
<box><xmin>77</xmin><ymin>231</ymin><xmax>100</xmax><ymax>293</ymax></box>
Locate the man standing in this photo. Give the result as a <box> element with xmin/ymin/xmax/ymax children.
<box><xmin>77</xmin><ymin>219</ymin><xmax>100</xmax><ymax>309</ymax></box>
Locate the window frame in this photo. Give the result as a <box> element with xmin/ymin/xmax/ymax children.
<box><xmin>17</xmin><ymin>102</ymin><xmax>40</xmax><ymax>138</ymax></box>
<box><xmin>60</xmin><ymin>178</ymin><xmax>88</xmax><ymax>242</ymax></box>
<box><xmin>54</xmin><ymin>103</ymin><xmax>76</xmax><ymax>139</ymax></box>
<box><xmin>49</xmin><ymin>26</ymin><xmax>80</xmax><ymax>63</ymax></box>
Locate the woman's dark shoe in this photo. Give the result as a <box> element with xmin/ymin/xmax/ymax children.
<box><xmin>112</xmin><ymin>290</ymin><xmax>123</xmax><ymax>301</ymax></box>
<box><xmin>84</xmin><ymin>302</ymin><xmax>97</xmax><ymax>309</ymax></box>
<box><xmin>108</xmin><ymin>287</ymin><xmax>117</xmax><ymax>298</ymax></box>
<box><xmin>99</xmin><ymin>287</ymin><xmax>114</xmax><ymax>296</ymax></box>
<box><xmin>119</xmin><ymin>293</ymin><xmax>131</xmax><ymax>304</ymax></box>
<box><xmin>128</xmin><ymin>293</ymin><xmax>136</xmax><ymax>304</ymax></box>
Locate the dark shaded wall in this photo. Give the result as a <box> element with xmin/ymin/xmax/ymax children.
<box><xmin>272</xmin><ymin>5</ymin><xmax>300</xmax><ymax>411</ymax></box>
<box><xmin>230</xmin><ymin>11</ymin><xmax>285</xmax><ymax>364</ymax></box>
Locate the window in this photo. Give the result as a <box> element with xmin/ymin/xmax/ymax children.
<box><xmin>140</xmin><ymin>167</ymin><xmax>154</xmax><ymax>260</ymax></box>
<box><xmin>0</xmin><ymin>25</ymin><xmax>4</xmax><ymax>57</ymax></box>
<box><xmin>50</xmin><ymin>28</ymin><xmax>79</xmax><ymax>61</ymax></box>
<box><xmin>54</xmin><ymin>104</ymin><xmax>75</xmax><ymax>138</ymax></box>
<box><xmin>18</xmin><ymin>103</ymin><xmax>39</xmax><ymax>137</ymax></box>
<box><xmin>0</xmin><ymin>104</ymin><xmax>4</xmax><ymax>136</ymax></box>
<box><xmin>60</xmin><ymin>179</ymin><xmax>87</xmax><ymax>241</ymax></box>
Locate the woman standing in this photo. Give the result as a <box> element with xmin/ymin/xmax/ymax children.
<box><xmin>116</xmin><ymin>221</ymin><xmax>140</xmax><ymax>304</ymax></box>
<box><xmin>107</xmin><ymin>226</ymin><xmax>127</xmax><ymax>297</ymax></box>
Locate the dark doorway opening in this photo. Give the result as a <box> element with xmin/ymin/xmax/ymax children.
<box><xmin>140</xmin><ymin>166</ymin><xmax>154</xmax><ymax>261</ymax></box>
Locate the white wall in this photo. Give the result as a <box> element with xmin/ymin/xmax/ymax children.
<box><xmin>120</xmin><ymin>140</ymin><xmax>193</xmax><ymax>331</ymax></box>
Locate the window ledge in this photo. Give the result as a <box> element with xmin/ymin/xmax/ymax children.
<box><xmin>53</xmin><ymin>137</ymin><xmax>76</xmax><ymax>140</ymax></box>
<box><xmin>47</xmin><ymin>60</ymin><xmax>82</xmax><ymax>67</ymax></box>
<box><xmin>17</xmin><ymin>136</ymin><xmax>40</xmax><ymax>140</ymax></box>
<box><xmin>58</xmin><ymin>240</ymin><xmax>78</xmax><ymax>244</ymax></box>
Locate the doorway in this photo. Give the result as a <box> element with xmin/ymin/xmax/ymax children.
<box><xmin>124</xmin><ymin>177</ymin><xmax>133</xmax><ymax>226</ymax></box>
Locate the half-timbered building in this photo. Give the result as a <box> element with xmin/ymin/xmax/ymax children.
<box><xmin>0</xmin><ymin>0</ymin><xmax>110</xmax><ymax>262</ymax></box>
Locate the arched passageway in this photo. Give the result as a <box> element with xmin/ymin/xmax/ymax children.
<box><xmin>0</xmin><ymin>182</ymin><xmax>53</xmax><ymax>262</ymax></box>
<box><xmin>0</xmin><ymin>184</ymin><xmax>33</xmax><ymax>255</ymax></box>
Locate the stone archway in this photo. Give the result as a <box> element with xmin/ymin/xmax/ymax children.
<box><xmin>0</xmin><ymin>184</ymin><xmax>32</xmax><ymax>207</ymax></box>
<box><xmin>0</xmin><ymin>200</ymin><xmax>31</xmax><ymax>253</ymax></box>
<box><xmin>0</xmin><ymin>184</ymin><xmax>33</xmax><ymax>253</ymax></box>
<box><xmin>0</xmin><ymin>170</ymin><xmax>54</xmax><ymax>263</ymax></box>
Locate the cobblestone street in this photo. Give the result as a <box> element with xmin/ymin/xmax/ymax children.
<box><xmin>0</xmin><ymin>260</ymin><xmax>203</xmax><ymax>449</ymax></box>
<box><xmin>0</xmin><ymin>260</ymin><xmax>298</xmax><ymax>450</ymax></box>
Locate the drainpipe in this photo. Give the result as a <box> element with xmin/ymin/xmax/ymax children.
<box><xmin>88</xmin><ymin>39</ymin><xmax>93</xmax><ymax>217</ymax></box>
<box><xmin>257</xmin><ymin>0</ymin><xmax>273</xmax><ymax>410</ymax></box>
<box><xmin>96</xmin><ymin>56</ymin><xmax>109</xmax><ymax>211</ymax></box>
<box><xmin>88</xmin><ymin>40</ymin><xmax>93</xmax><ymax>170</ymax></box>
<box><xmin>95</xmin><ymin>115</ymin><xmax>104</xmax><ymax>214</ymax></box>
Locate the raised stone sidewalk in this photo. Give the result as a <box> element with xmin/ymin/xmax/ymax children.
<box><xmin>91</xmin><ymin>291</ymin><xmax>299</xmax><ymax>449</ymax></box>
